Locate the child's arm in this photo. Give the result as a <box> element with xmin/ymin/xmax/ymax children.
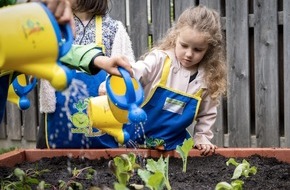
<box><xmin>193</xmin><ymin>95</ymin><xmax>218</xmax><ymax>155</ymax></box>
<box><xmin>60</xmin><ymin>43</ymin><xmax>132</xmax><ymax>76</ymax></box>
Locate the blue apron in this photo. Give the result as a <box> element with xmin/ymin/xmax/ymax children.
<box><xmin>44</xmin><ymin>17</ymin><xmax>118</xmax><ymax>148</ymax></box>
<box><xmin>124</xmin><ymin>56</ymin><xmax>202</xmax><ymax>150</ymax></box>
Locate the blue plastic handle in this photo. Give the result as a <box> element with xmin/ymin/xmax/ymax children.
<box><xmin>58</xmin><ymin>24</ymin><xmax>74</xmax><ymax>57</ymax></box>
<box><xmin>12</xmin><ymin>76</ymin><xmax>37</xmax><ymax>110</ymax></box>
<box><xmin>106</xmin><ymin>67</ymin><xmax>147</xmax><ymax>123</ymax></box>
<box><xmin>39</xmin><ymin>2</ymin><xmax>73</xmax><ymax>57</ymax></box>
<box><xmin>118</xmin><ymin>67</ymin><xmax>136</xmax><ymax>104</ymax></box>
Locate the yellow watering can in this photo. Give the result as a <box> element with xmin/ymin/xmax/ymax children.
<box><xmin>0</xmin><ymin>2</ymin><xmax>74</xmax><ymax>90</ymax></box>
<box><xmin>0</xmin><ymin>2</ymin><xmax>74</xmax><ymax>122</ymax></box>
<box><xmin>88</xmin><ymin>67</ymin><xmax>147</xmax><ymax>144</ymax></box>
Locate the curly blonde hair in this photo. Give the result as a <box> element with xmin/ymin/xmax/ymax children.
<box><xmin>152</xmin><ymin>5</ymin><xmax>227</xmax><ymax>100</ymax></box>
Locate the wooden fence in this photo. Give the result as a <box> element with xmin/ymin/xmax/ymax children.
<box><xmin>0</xmin><ymin>0</ymin><xmax>289</xmax><ymax>148</ymax></box>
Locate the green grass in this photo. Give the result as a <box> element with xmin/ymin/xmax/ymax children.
<box><xmin>0</xmin><ymin>147</ymin><xmax>17</xmax><ymax>155</ymax></box>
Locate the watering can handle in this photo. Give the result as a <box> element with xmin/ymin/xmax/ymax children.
<box><xmin>12</xmin><ymin>76</ymin><xmax>37</xmax><ymax>95</ymax></box>
<box><xmin>58</xmin><ymin>24</ymin><xmax>74</xmax><ymax>57</ymax></box>
<box><xmin>118</xmin><ymin>67</ymin><xmax>136</xmax><ymax>104</ymax></box>
<box><xmin>11</xmin><ymin>75</ymin><xmax>37</xmax><ymax>110</ymax></box>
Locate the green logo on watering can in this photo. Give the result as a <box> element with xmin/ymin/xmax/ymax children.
<box><xmin>22</xmin><ymin>19</ymin><xmax>44</xmax><ymax>39</ymax></box>
<box><xmin>70</xmin><ymin>98</ymin><xmax>104</xmax><ymax>137</ymax></box>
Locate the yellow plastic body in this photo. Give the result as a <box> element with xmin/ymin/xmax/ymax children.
<box><xmin>87</xmin><ymin>95</ymin><xmax>125</xmax><ymax>143</ymax></box>
<box><xmin>0</xmin><ymin>3</ymin><xmax>67</xmax><ymax>90</ymax></box>
<box><xmin>107</xmin><ymin>75</ymin><xmax>140</xmax><ymax>123</ymax></box>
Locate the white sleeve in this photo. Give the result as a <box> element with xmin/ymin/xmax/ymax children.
<box><xmin>111</xmin><ymin>21</ymin><xmax>135</xmax><ymax>65</ymax></box>
<box><xmin>39</xmin><ymin>79</ymin><xmax>56</xmax><ymax>113</ymax></box>
<box><xmin>193</xmin><ymin>95</ymin><xmax>218</xmax><ymax>145</ymax></box>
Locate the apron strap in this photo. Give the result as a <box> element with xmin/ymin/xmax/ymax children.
<box><xmin>159</xmin><ymin>56</ymin><xmax>171</xmax><ymax>86</ymax></box>
<box><xmin>95</xmin><ymin>16</ymin><xmax>105</xmax><ymax>52</ymax></box>
<box><xmin>159</xmin><ymin>56</ymin><xmax>203</xmax><ymax>98</ymax></box>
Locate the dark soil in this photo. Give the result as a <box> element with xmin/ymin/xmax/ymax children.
<box><xmin>1</xmin><ymin>153</ymin><xmax>290</xmax><ymax>190</ymax></box>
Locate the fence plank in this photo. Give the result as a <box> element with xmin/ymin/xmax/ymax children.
<box><xmin>6</xmin><ymin>103</ymin><xmax>22</xmax><ymax>140</ymax></box>
<box><xmin>151</xmin><ymin>0</ymin><xmax>171</xmax><ymax>42</ymax></box>
<box><xmin>199</xmin><ymin>0</ymin><xmax>221</xmax><ymax>11</ymax></box>
<box><xmin>128</xmin><ymin>0</ymin><xmax>148</xmax><ymax>59</ymax></box>
<box><xmin>226</xmin><ymin>0</ymin><xmax>251</xmax><ymax>147</ymax></box>
<box><xmin>174</xmin><ymin>0</ymin><xmax>197</xmax><ymax>19</ymax></box>
<box><xmin>22</xmin><ymin>89</ymin><xmax>38</xmax><ymax>141</ymax></box>
<box><xmin>109</xmin><ymin>0</ymin><xmax>126</xmax><ymax>26</ymax></box>
<box><xmin>283</xmin><ymin>0</ymin><xmax>290</xmax><ymax>146</ymax></box>
<box><xmin>200</xmin><ymin>1</ymin><xmax>225</xmax><ymax>146</ymax></box>
<box><xmin>0</xmin><ymin>112</ymin><xmax>6</xmax><ymax>139</ymax></box>
<box><xmin>254</xmin><ymin>0</ymin><xmax>279</xmax><ymax>147</ymax></box>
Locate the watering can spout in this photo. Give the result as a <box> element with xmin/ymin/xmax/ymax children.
<box><xmin>128</xmin><ymin>104</ymin><xmax>147</xmax><ymax>124</ymax></box>
<box><xmin>87</xmin><ymin>95</ymin><xmax>130</xmax><ymax>144</ymax></box>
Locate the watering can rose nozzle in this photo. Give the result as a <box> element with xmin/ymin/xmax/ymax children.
<box><xmin>128</xmin><ymin>104</ymin><xmax>147</xmax><ymax>124</ymax></box>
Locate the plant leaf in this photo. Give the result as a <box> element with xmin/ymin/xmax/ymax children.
<box><xmin>215</xmin><ymin>181</ymin><xmax>233</xmax><ymax>190</ymax></box>
<box><xmin>146</xmin><ymin>157</ymin><xmax>166</xmax><ymax>174</ymax></box>
<box><xmin>226</xmin><ymin>158</ymin><xmax>239</xmax><ymax>167</ymax></box>
<box><xmin>232</xmin><ymin>164</ymin><xmax>247</xmax><ymax>179</ymax></box>
<box><xmin>147</xmin><ymin>171</ymin><xmax>165</xmax><ymax>190</ymax></box>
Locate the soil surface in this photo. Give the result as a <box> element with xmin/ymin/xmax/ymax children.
<box><xmin>1</xmin><ymin>153</ymin><xmax>290</xmax><ymax>189</ymax></box>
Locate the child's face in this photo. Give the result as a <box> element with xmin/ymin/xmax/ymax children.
<box><xmin>175</xmin><ymin>27</ymin><xmax>208</xmax><ymax>70</ymax></box>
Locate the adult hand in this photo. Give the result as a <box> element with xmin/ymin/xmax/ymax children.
<box><xmin>29</xmin><ymin>0</ymin><xmax>75</xmax><ymax>35</ymax></box>
<box><xmin>195</xmin><ymin>143</ymin><xmax>217</xmax><ymax>156</ymax></box>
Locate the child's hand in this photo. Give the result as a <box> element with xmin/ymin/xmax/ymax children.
<box><xmin>94</xmin><ymin>55</ymin><xmax>133</xmax><ymax>77</ymax></box>
<box><xmin>98</xmin><ymin>81</ymin><xmax>106</xmax><ymax>96</ymax></box>
<box><xmin>195</xmin><ymin>143</ymin><xmax>217</xmax><ymax>155</ymax></box>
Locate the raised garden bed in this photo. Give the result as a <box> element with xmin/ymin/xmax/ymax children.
<box><xmin>1</xmin><ymin>148</ymin><xmax>290</xmax><ymax>189</ymax></box>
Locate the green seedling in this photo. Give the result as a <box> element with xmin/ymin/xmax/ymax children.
<box><xmin>176</xmin><ymin>138</ymin><xmax>194</xmax><ymax>172</ymax></box>
<box><xmin>109</xmin><ymin>153</ymin><xmax>140</xmax><ymax>187</ymax></box>
<box><xmin>1</xmin><ymin>167</ymin><xmax>51</xmax><ymax>190</ymax></box>
<box><xmin>138</xmin><ymin>156</ymin><xmax>171</xmax><ymax>190</ymax></box>
<box><xmin>215</xmin><ymin>179</ymin><xmax>244</xmax><ymax>190</ymax></box>
<box><xmin>58</xmin><ymin>166</ymin><xmax>96</xmax><ymax>190</ymax></box>
<box><xmin>226</xmin><ymin>158</ymin><xmax>257</xmax><ymax>179</ymax></box>
<box><xmin>215</xmin><ymin>158</ymin><xmax>257</xmax><ymax>190</ymax></box>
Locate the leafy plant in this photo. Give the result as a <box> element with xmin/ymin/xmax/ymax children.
<box><xmin>109</xmin><ymin>153</ymin><xmax>140</xmax><ymax>187</ymax></box>
<box><xmin>215</xmin><ymin>158</ymin><xmax>257</xmax><ymax>190</ymax></box>
<box><xmin>226</xmin><ymin>158</ymin><xmax>257</xmax><ymax>179</ymax></box>
<box><xmin>138</xmin><ymin>156</ymin><xmax>171</xmax><ymax>190</ymax></box>
<box><xmin>58</xmin><ymin>166</ymin><xmax>96</xmax><ymax>190</ymax></box>
<box><xmin>175</xmin><ymin>138</ymin><xmax>194</xmax><ymax>172</ymax></box>
<box><xmin>1</xmin><ymin>167</ymin><xmax>51</xmax><ymax>190</ymax></box>
<box><xmin>215</xmin><ymin>179</ymin><xmax>244</xmax><ymax>190</ymax></box>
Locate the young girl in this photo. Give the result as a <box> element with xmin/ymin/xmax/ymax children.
<box><xmin>124</xmin><ymin>5</ymin><xmax>227</xmax><ymax>154</ymax></box>
<box><xmin>36</xmin><ymin>0</ymin><xmax>135</xmax><ymax>148</ymax></box>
